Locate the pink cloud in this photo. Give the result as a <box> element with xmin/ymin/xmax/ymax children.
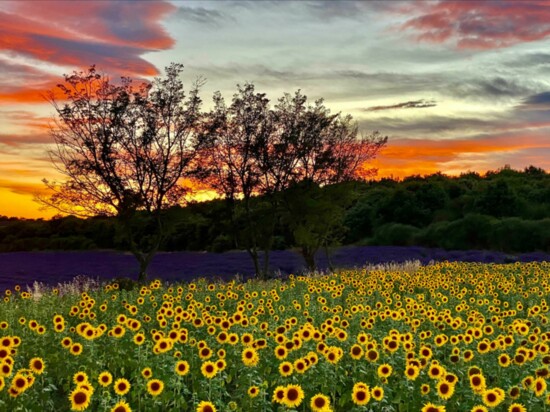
<box><xmin>401</xmin><ymin>0</ymin><xmax>550</xmax><ymax>49</ymax></box>
<box><xmin>0</xmin><ymin>1</ymin><xmax>175</xmax><ymax>76</ymax></box>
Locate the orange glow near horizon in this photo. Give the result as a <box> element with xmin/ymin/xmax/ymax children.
<box><xmin>3</xmin><ymin>155</ymin><xmax>549</xmax><ymax>220</ymax></box>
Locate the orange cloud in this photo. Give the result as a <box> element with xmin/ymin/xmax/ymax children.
<box><xmin>0</xmin><ymin>178</ymin><xmax>51</xmax><ymax>197</ymax></box>
<box><xmin>373</xmin><ymin>133</ymin><xmax>550</xmax><ymax>179</ymax></box>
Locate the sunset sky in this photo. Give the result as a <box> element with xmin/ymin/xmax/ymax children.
<box><xmin>1</xmin><ymin>0</ymin><xmax>550</xmax><ymax>219</ymax></box>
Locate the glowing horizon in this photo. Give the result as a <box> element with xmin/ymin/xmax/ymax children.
<box><xmin>1</xmin><ymin>0</ymin><xmax>550</xmax><ymax>219</ymax></box>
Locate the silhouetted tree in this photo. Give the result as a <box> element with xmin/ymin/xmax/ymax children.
<box><xmin>203</xmin><ymin>86</ymin><xmax>387</xmax><ymax>275</ymax></box>
<box><xmin>202</xmin><ymin>84</ymin><xmax>274</xmax><ymax>278</ymax></box>
<box><xmin>37</xmin><ymin>64</ymin><xmax>205</xmax><ymax>281</ymax></box>
<box><xmin>271</xmin><ymin>92</ymin><xmax>386</xmax><ymax>270</ymax></box>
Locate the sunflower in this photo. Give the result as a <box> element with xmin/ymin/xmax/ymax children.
<box><xmin>272</xmin><ymin>385</ymin><xmax>286</xmax><ymax>404</ymax></box>
<box><xmin>350</xmin><ymin>344</ymin><xmax>364</xmax><ymax>360</ymax></box>
<box><xmin>477</xmin><ymin>341</ymin><xmax>490</xmax><ymax>354</ymax></box>
<box><xmin>534</xmin><ymin>377</ymin><xmax>547</xmax><ymax>397</ymax></box>
<box><xmin>371</xmin><ymin>386</ymin><xmax>384</xmax><ymax>401</ymax></box>
<box><xmin>469</xmin><ymin>374</ymin><xmax>486</xmax><ymax>394</ymax></box>
<box><xmin>111</xmin><ymin>325</ymin><xmax>126</xmax><ymax>339</ymax></box>
<box><xmin>428</xmin><ymin>363</ymin><xmax>445</xmax><ymax>380</ymax></box>
<box><xmin>325</xmin><ymin>349</ymin><xmax>340</xmax><ymax>365</ymax></box>
<box><xmin>199</xmin><ymin>347</ymin><xmax>212</xmax><ymax>360</ymax></box>
<box><xmin>241</xmin><ymin>333</ymin><xmax>254</xmax><ymax>346</ymax></box>
<box><xmin>282</xmin><ymin>384</ymin><xmax>305</xmax><ymax>408</ymax></box>
<box><xmin>365</xmin><ymin>349</ymin><xmax>379</xmax><ymax>362</ymax></box>
<box><xmin>0</xmin><ymin>362</ymin><xmax>13</xmax><ymax>377</ymax></box>
<box><xmin>310</xmin><ymin>393</ymin><xmax>331</xmax><ymax>412</ymax></box>
<box><xmin>248</xmin><ymin>385</ymin><xmax>259</xmax><ymax>398</ymax></box>
<box><xmin>73</xmin><ymin>371</ymin><xmax>89</xmax><ymax>385</ymax></box>
<box><xmin>70</xmin><ymin>343</ymin><xmax>83</xmax><ymax>356</ymax></box>
<box><xmin>61</xmin><ymin>337</ymin><xmax>72</xmax><ymax>348</ymax></box>
<box><xmin>279</xmin><ymin>361</ymin><xmax>293</xmax><ymax>377</ymax></box>
<box><xmin>509</xmin><ymin>386</ymin><xmax>521</xmax><ymax>399</ymax></box>
<box><xmin>463</xmin><ymin>350</ymin><xmax>474</xmax><ymax>362</ymax></box>
<box><xmin>444</xmin><ymin>373</ymin><xmax>458</xmax><ymax>385</ymax></box>
<box><xmin>76</xmin><ymin>383</ymin><xmax>94</xmax><ymax>396</ymax></box>
<box><xmin>482</xmin><ymin>389</ymin><xmax>504</xmax><ymax>408</ymax></box>
<box><xmin>29</xmin><ymin>357</ymin><xmax>45</xmax><ymax>375</ymax></box>
<box><xmin>133</xmin><ymin>333</ymin><xmax>145</xmax><ymax>346</ymax></box>
<box><xmin>196</xmin><ymin>400</ymin><xmax>217</xmax><ymax>412</ymax></box>
<box><xmin>421</xmin><ymin>403</ymin><xmax>446</xmax><ymax>412</ymax></box>
<box><xmin>498</xmin><ymin>353</ymin><xmax>511</xmax><ymax>367</ymax></box>
<box><xmin>10</xmin><ymin>374</ymin><xmax>29</xmax><ymax>392</ymax></box>
<box><xmin>69</xmin><ymin>387</ymin><xmax>91</xmax><ymax>411</ymax></box>
<box><xmin>215</xmin><ymin>358</ymin><xmax>227</xmax><ymax>371</ymax></box>
<box><xmin>352</xmin><ymin>383</ymin><xmax>370</xmax><ymax>406</ymax></box>
<box><xmin>419</xmin><ymin>346</ymin><xmax>433</xmax><ymax>359</ymax></box>
<box><xmin>294</xmin><ymin>358</ymin><xmax>307</xmax><ymax>374</ymax></box>
<box><xmin>421</xmin><ymin>384</ymin><xmax>430</xmax><ymax>395</ymax></box>
<box><xmin>98</xmin><ymin>372</ymin><xmax>112</xmax><ymax>387</ymax></box>
<box><xmin>241</xmin><ymin>348</ymin><xmax>259</xmax><ymax>367</ymax></box>
<box><xmin>8</xmin><ymin>386</ymin><xmax>20</xmax><ymax>398</ymax></box>
<box><xmin>147</xmin><ymin>379</ymin><xmax>164</xmax><ymax>396</ymax></box>
<box><xmin>377</xmin><ymin>364</ymin><xmax>392</xmax><ymax>379</ymax></box>
<box><xmin>110</xmin><ymin>400</ymin><xmax>132</xmax><ymax>412</ymax></box>
<box><xmin>436</xmin><ymin>381</ymin><xmax>454</xmax><ymax>400</ymax></box>
<box><xmin>141</xmin><ymin>367</ymin><xmax>153</xmax><ymax>380</ymax></box>
<box><xmin>201</xmin><ymin>361</ymin><xmax>217</xmax><ymax>379</ymax></box>
<box><xmin>508</xmin><ymin>404</ymin><xmax>527</xmax><ymax>412</ymax></box>
<box><xmin>521</xmin><ymin>376</ymin><xmax>533</xmax><ymax>390</ymax></box>
<box><xmin>470</xmin><ymin>406</ymin><xmax>488</xmax><ymax>412</ymax></box>
<box><xmin>405</xmin><ymin>364</ymin><xmax>420</xmax><ymax>381</ymax></box>
<box><xmin>175</xmin><ymin>360</ymin><xmax>190</xmax><ymax>376</ymax></box>
<box><xmin>113</xmin><ymin>378</ymin><xmax>131</xmax><ymax>396</ymax></box>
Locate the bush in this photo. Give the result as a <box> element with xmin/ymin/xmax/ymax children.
<box><xmin>488</xmin><ymin>218</ymin><xmax>550</xmax><ymax>253</ymax></box>
<box><xmin>416</xmin><ymin>214</ymin><xmax>495</xmax><ymax>250</ymax></box>
<box><xmin>371</xmin><ymin>223</ymin><xmax>420</xmax><ymax>246</ymax></box>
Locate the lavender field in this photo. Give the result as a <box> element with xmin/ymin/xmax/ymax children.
<box><xmin>1</xmin><ymin>246</ymin><xmax>550</xmax><ymax>291</ymax></box>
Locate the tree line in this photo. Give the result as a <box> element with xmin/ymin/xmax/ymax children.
<box><xmin>4</xmin><ymin>165</ymin><xmax>550</xmax><ymax>264</ymax></box>
<box><xmin>32</xmin><ymin>63</ymin><xmax>387</xmax><ymax>280</ymax></box>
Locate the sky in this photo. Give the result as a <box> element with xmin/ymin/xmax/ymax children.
<box><xmin>1</xmin><ymin>0</ymin><xmax>550</xmax><ymax>219</ymax></box>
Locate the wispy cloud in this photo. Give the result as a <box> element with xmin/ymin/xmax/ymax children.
<box><xmin>171</xmin><ymin>5</ymin><xmax>233</xmax><ymax>26</ymax></box>
<box><xmin>0</xmin><ymin>133</ymin><xmax>51</xmax><ymax>147</ymax></box>
<box><xmin>365</xmin><ymin>99</ymin><xmax>436</xmax><ymax>112</ymax></box>
<box><xmin>447</xmin><ymin>76</ymin><xmax>543</xmax><ymax>100</ymax></box>
<box><xmin>520</xmin><ymin>91</ymin><xmax>550</xmax><ymax>109</ymax></box>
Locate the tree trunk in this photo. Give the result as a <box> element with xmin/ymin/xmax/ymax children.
<box><xmin>243</xmin><ymin>197</ymin><xmax>264</xmax><ymax>279</ymax></box>
<box><xmin>324</xmin><ymin>243</ymin><xmax>335</xmax><ymax>272</ymax></box>
<box><xmin>301</xmin><ymin>246</ymin><xmax>316</xmax><ymax>272</ymax></box>
<box><xmin>120</xmin><ymin>213</ymin><xmax>163</xmax><ymax>283</ymax></box>
<box><xmin>262</xmin><ymin>248</ymin><xmax>270</xmax><ymax>280</ymax></box>
<box><xmin>246</xmin><ymin>247</ymin><xmax>262</xmax><ymax>279</ymax></box>
<box><xmin>136</xmin><ymin>252</ymin><xmax>154</xmax><ymax>282</ymax></box>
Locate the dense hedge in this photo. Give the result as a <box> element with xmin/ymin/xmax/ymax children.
<box><xmin>2</xmin><ymin>166</ymin><xmax>550</xmax><ymax>253</ymax></box>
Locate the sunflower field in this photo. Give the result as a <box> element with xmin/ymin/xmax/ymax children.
<box><xmin>1</xmin><ymin>262</ymin><xmax>550</xmax><ymax>412</ymax></box>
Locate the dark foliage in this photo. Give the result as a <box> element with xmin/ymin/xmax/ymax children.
<box><xmin>5</xmin><ymin>165</ymin><xmax>550</xmax><ymax>258</ymax></box>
